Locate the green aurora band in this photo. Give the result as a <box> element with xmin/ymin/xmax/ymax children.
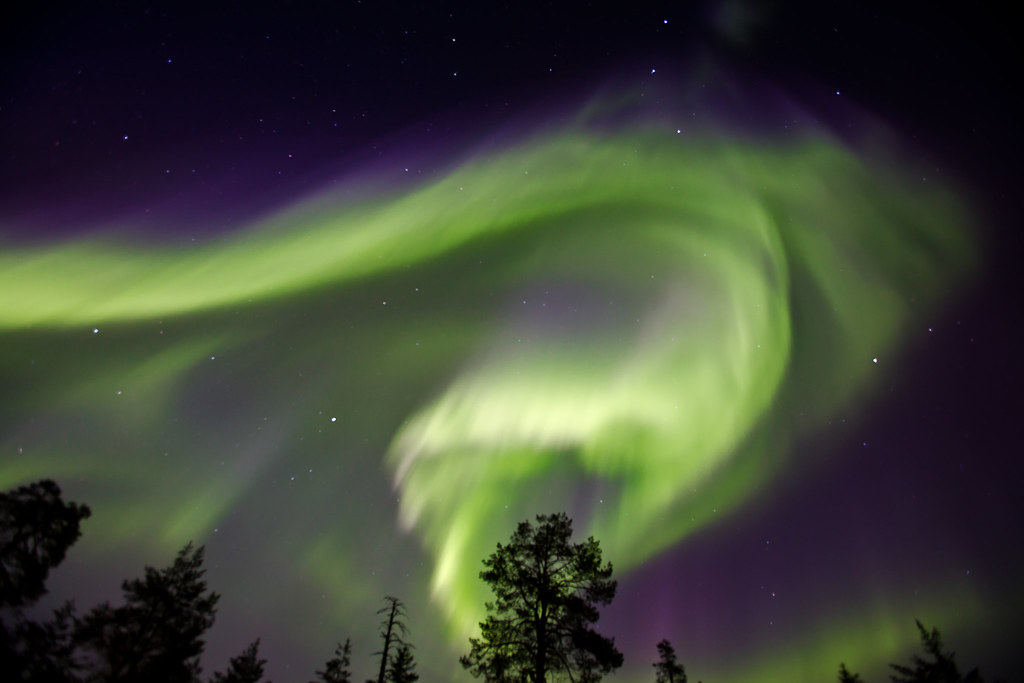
<box><xmin>0</xmin><ymin>122</ymin><xmax>978</xmax><ymax>678</ymax></box>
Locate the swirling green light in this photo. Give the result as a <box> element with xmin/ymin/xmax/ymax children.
<box><xmin>0</xmin><ymin>122</ymin><xmax>974</xmax><ymax>676</ymax></box>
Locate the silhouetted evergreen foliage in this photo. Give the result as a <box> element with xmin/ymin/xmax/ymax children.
<box><xmin>4</xmin><ymin>600</ymin><xmax>80</xmax><ymax>681</ymax></box>
<box><xmin>0</xmin><ymin>479</ymin><xmax>91</xmax><ymax>679</ymax></box>
<box><xmin>654</xmin><ymin>639</ymin><xmax>687</xmax><ymax>683</ymax></box>
<box><xmin>889</xmin><ymin>620</ymin><xmax>984</xmax><ymax>683</ymax></box>
<box><xmin>838</xmin><ymin>662</ymin><xmax>862</xmax><ymax>682</ymax></box>
<box><xmin>371</xmin><ymin>596</ymin><xmax>409</xmax><ymax>683</ymax></box>
<box><xmin>212</xmin><ymin>638</ymin><xmax>268</xmax><ymax>683</ymax></box>
<box><xmin>0</xmin><ymin>479</ymin><xmax>91</xmax><ymax>609</ymax></box>
<box><xmin>460</xmin><ymin>512</ymin><xmax>623</xmax><ymax>683</ymax></box>
<box><xmin>0</xmin><ymin>481</ymin><xmax>271</xmax><ymax>682</ymax></box>
<box><xmin>838</xmin><ymin>621</ymin><xmax>993</xmax><ymax>683</ymax></box>
<box><xmin>386</xmin><ymin>644</ymin><xmax>418</xmax><ymax>683</ymax></box>
<box><xmin>313</xmin><ymin>638</ymin><xmax>353</xmax><ymax>683</ymax></box>
<box><xmin>3</xmin><ymin>478</ymin><xmax>1012</xmax><ymax>683</ymax></box>
<box><xmin>73</xmin><ymin>542</ymin><xmax>219</xmax><ymax>683</ymax></box>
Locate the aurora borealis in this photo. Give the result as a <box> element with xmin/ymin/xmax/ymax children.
<box><xmin>2</xmin><ymin>3</ymin><xmax>1020</xmax><ymax>682</ymax></box>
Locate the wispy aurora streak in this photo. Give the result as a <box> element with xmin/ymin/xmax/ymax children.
<box><xmin>1</xmin><ymin>113</ymin><xmax>975</xmax><ymax>676</ymax></box>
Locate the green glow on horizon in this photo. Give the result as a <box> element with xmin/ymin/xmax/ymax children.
<box><xmin>695</xmin><ymin>585</ymin><xmax>992</xmax><ymax>683</ymax></box>
<box><xmin>0</xmin><ymin>119</ymin><xmax>978</xmax><ymax>677</ymax></box>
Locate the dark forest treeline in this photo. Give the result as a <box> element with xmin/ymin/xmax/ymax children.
<box><xmin>0</xmin><ymin>479</ymin><xmax>415</xmax><ymax>683</ymax></box>
<box><xmin>0</xmin><ymin>480</ymin><xmax>1002</xmax><ymax>682</ymax></box>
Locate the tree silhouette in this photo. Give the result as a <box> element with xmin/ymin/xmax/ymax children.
<box><xmin>73</xmin><ymin>541</ymin><xmax>220</xmax><ymax>682</ymax></box>
<box><xmin>653</xmin><ymin>639</ymin><xmax>686</xmax><ymax>683</ymax></box>
<box><xmin>460</xmin><ymin>512</ymin><xmax>623</xmax><ymax>683</ymax></box>
<box><xmin>838</xmin><ymin>662</ymin><xmax>862</xmax><ymax>682</ymax></box>
<box><xmin>387</xmin><ymin>643</ymin><xmax>419</xmax><ymax>683</ymax></box>
<box><xmin>372</xmin><ymin>596</ymin><xmax>409</xmax><ymax>683</ymax></box>
<box><xmin>889</xmin><ymin>620</ymin><xmax>984</xmax><ymax>683</ymax></box>
<box><xmin>836</xmin><ymin>621</ymin><xmax>994</xmax><ymax>683</ymax></box>
<box><xmin>4</xmin><ymin>600</ymin><xmax>80</xmax><ymax>681</ymax></box>
<box><xmin>0</xmin><ymin>479</ymin><xmax>91</xmax><ymax>609</ymax></box>
<box><xmin>0</xmin><ymin>479</ymin><xmax>90</xmax><ymax>679</ymax></box>
<box><xmin>313</xmin><ymin>638</ymin><xmax>353</xmax><ymax>683</ymax></box>
<box><xmin>212</xmin><ymin>638</ymin><xmax>269</xmax><ymax>683</ymax></box>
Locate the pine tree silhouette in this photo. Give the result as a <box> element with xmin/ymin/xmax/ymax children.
<box><xmin>0</xmin><ymin>479</ymin><xmax>90</xmax><ymax>678</ymax></box>
<box><xmin>372</xmin><ymin>597</ymin><xmax>408</xmax><ymax>683</ymax></box>
<box><xmin>653</xmin><ymin>639</ymin><xmax>687</xmax><ymax>683</ymax></box>
<box><xmin>74</xmin><ymin>542</ymin><xmax>219</xmax><ymax>682</ymax></box>
<box><xmin>387</xmin><ymin>644</ymin><xmax>418</xmax><ymax>683</ymax></box>
<box><xmin>212</xmin><ymin>639</ymin><xmax>269</xmax><ymax>683</ymax></box>
<box><xmin>838</xmin><ymin>662</ymin><xmax>862</xmax><ymax>682</ymax></box>
<box><xmin>890</xmin><ymin>620</ymin><xmax>984</xmax><ymax>683</ymax></box>
<box><xmin>461</xmin><ymin>512</ymin><xmax>623</xmax><ymax>683</ymax></box>
<box><xmin>312</xmin><ymin>638</ymin><xmax>353</xmax><ymax>683</ymax></box>
<box><xmin>0</xmin><ymin>479</ymin><xmax>91</xmax><ymax>608</ymax></box>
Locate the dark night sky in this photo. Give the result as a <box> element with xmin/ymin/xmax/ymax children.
<box><xmin>2</xmin><ymin>2</ymin><xmax>1021</xmax><ymax>681</ymax></box>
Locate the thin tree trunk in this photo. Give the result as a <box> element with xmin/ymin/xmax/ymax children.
<box><xmin>377</xmin><ymin>600</ymin><xmax>397</xmax><ymax>683</ymax></box>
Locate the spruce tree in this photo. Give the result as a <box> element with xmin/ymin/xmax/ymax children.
<box><xmin>313</xmin><ymin>638</ymin><xmax>353</xmax><ymax>683</ymax></box>
<box><xmin>653</xmin><ymin>639</ymin><xmax>686</xmax><ymax>683</ymax></box>
<box><xmin>387</xmin><ymin>644</ymin><xmax>418</xmax><ymax>683</ymax></box>
<box><xmin>837</xmin><ymin>662</ymin><xmax>861</xmax><ymax>682</ymax></box>
<box><xmin>890</xmin><ymin>620</ymin><xmax>984</xmax><ymax>683</ymax></box>
<box><xmin>212</xmin><ymin>639</ymin><xmax>268</xmax><ymax>683</ymax></box>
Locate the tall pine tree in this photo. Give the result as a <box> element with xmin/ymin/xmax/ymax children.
<box><xmin>73</xmin><ymin>542</ymin><xmax>219</xmax><ymax>683</ymax></box>
<box><xmin>372</xmin><ymin>597</ymin><xmax>408</xmax><ymax>683</ymax></box>
<box><xmin>461</xmin><ymin>513</ymin><xmax>623</xmax><ymax>683</ymax></box>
